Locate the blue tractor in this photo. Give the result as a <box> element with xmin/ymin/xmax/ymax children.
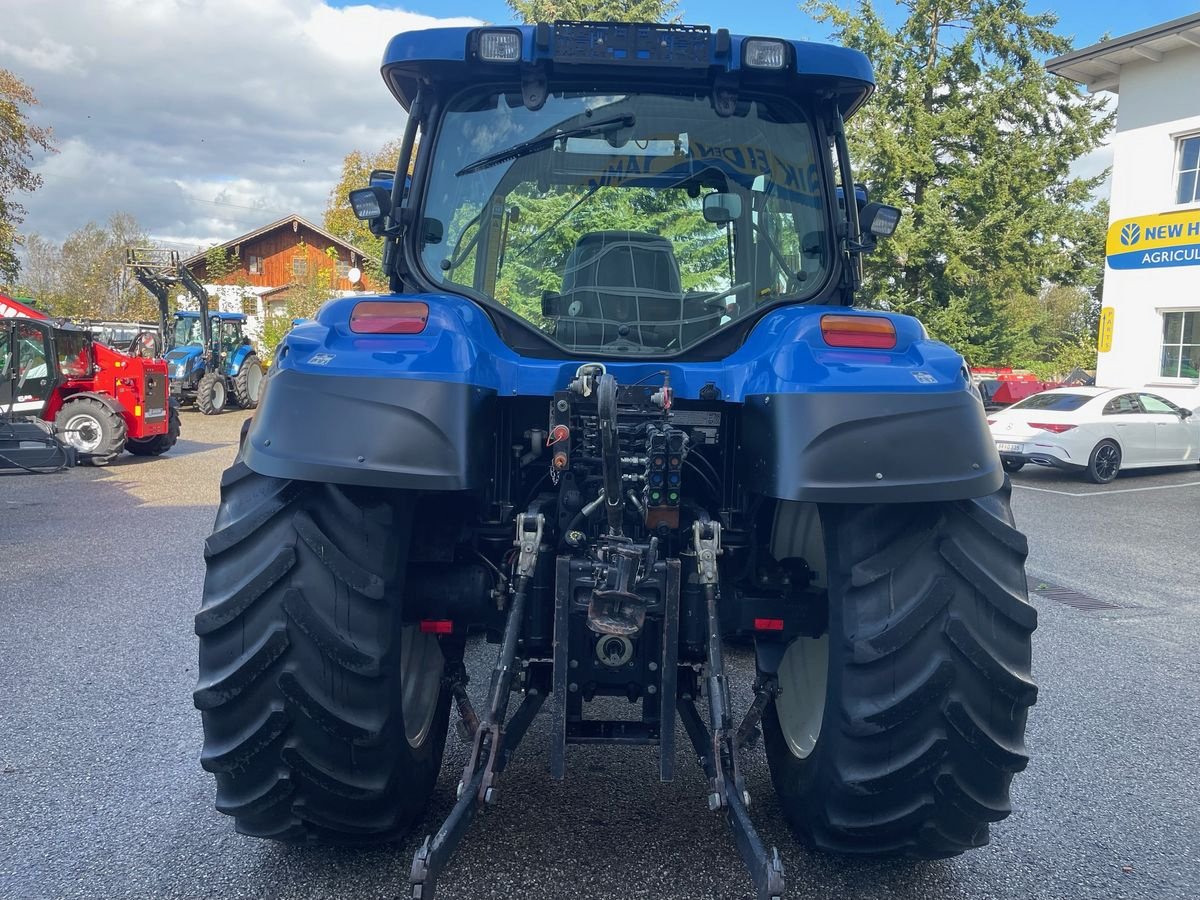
<box><xmin>194</xmin><ymin>23</ymin><xmax>1036</xmax><ymax>900</ymax></box>
<box><xmin>166</xmin><ymin>309</ymin><xmax>263</xmax><ymax>414</ymax></box>
<box><xmin>128</xmin><ymin>248</ymin><xmax>265</xmax><ymax>415</ymax></box>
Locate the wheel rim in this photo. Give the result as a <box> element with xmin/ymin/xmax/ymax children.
<box><xmin>1095</xmin><ymin>444</ymin><xmax>1119</xmax><ymax>479</ymax></box>
<box><xmin>400</xmin><ymin>625</ymin><xmax>444</xmax><ymax>748</ymax></box>
<box><xmin>246</xmin><ymin>364</ymin><xmax>263</xmax><ymax>402</ymax></box>
<box><xmin>212</xmin><ymin>379</ymin><xmax>226</xmax><ymax>409</ymax></box>
<box><xmin>775</xmin><ymin>634</ymin><xmax>828</xmax><ymax>760</ymax></box>
<box><xmin>62</xmin><ymin>413</ymin><xmax>103</xmax><ymax>453</ymax></box>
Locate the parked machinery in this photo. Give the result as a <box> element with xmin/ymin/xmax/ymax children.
<box><xmin>126</xmin><ymin>248</ymin><xmax>264</xmax><ymax>415</ymax></box>
<box><xmin>193</xmin><ymin>22</ymin><xmax>1037</xmax><ymax>900</ymax></box>
<box><xmin>1</xmin><ymin>293</ymin><xmax>178</xmax><ymax>464</ymax></box>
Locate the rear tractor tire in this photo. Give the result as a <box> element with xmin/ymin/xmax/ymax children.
<box><xmin>54</xmin><ymin>397</ymin><xmax>127</xmax><ymax>466</ymax></box>
<box><xmin>196</xmin><ymin>372</ymin><xmax>227</xmax><ymax>416</ymax></box>
<box><xmin>762</xmin><ymin>482</ymin><xmax>1037</xmax><ymax>858</ymax></box>
<box><xmin>126</xmin><ymin>404</ymin><xmax>181</xmax><ymax>457</ymax></box>
<box><xmin>233</xmin><ymin>354</ymin><xmax>264</xmax><ymax>410</ymax></box>
<box><xmin>194</xmin><ymin>460</ymin><xmax>450</xmax><ymax>843</ymax></box>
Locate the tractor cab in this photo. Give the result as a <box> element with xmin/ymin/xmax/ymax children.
<box><xmin>349</xmin><ymin>23</ymin><xmax>899</xmax><ymax>359</ymax></box>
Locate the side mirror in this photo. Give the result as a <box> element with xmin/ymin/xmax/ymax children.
<box><xmin>349</xmin><ymin>186</ymin><xmax>392</xmax><ymax>221</ymax></box>
<box><xmin>703</xmin><ymin>192</ymin><xmax>742</xmax><ymax>224</ymax></box>
<box><xmin>1180</xmin><ymin>408</ymin><xmax>1193</xmax><ymax>419</ymax></box>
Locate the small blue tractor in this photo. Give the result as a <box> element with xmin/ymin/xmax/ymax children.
<box><xmin>194</xmin><ymin>22</ymin><xmax>1036</xmax><ymax>900</ymax></box>
<box><xmin>127</xmin><ymin>249</ymin><xmax>264</xmax><ymax>415</ymax></box>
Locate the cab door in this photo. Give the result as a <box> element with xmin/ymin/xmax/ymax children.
<box><xmin>10</xmin><ymin>321</ymin><xmax>54</xmax><ymax>416</ymax></box>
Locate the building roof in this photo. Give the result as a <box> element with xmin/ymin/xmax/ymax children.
<box><xmin>1046</xmin><ymin>12</ymin><xmax>1200</xmax><ymax>93</ymax></box>
<box><xmin>181</xmin><ymin>214</ymin><xmax>377</xmax><ymax>267</ymax></box>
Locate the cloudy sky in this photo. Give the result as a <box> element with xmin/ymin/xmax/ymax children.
<box><xmin>5</xmin><ymin>0</ymin><xmax>1195</xmax><ymax>254</ymax></box>
<box><xmin>5</xmin><ymin>0</ymin><xmax>482</xmax><ymax>253</ymax></box>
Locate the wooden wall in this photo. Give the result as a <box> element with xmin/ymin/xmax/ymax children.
<box><xmin>191</xmin><ymin>221</ymin><xmax>372</xmax><ymax>292</ymax></box>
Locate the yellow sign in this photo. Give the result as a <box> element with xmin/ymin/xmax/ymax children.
<box><xmin>1097</xmin><ymin>306</ymin><xmax>1114</xmax><ymax>353</ymax></box>
<box><xmin>1106</xmin><ymin>210</ymin><xmax>1200</xmax><ymax>270</ymax></box>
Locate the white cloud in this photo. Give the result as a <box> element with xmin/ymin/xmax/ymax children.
<box><xmin>7</xmin><ymin>0</ymin><xmax>482</xmax><ymax>247</ymax></box>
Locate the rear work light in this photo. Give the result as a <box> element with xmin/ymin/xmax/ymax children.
<box><xmin>1029</xmin><ymin>422</ymin><xmax>1077</xmax><ymax>433</ymax></box>
<box><xmin>820</xmin><ymin>314</ymin><xmax>897</xmax><ymax>350</ymax></box>
<box><xmin>350</xmin><ymin>300</ymin><xmax>429</xmax><ymax>334</ymax></box>
<box><xmin>743</xmin><ymin>38</ymin><xmax>788</xmax><ymax>69</ymax></box>
<box><xmin>476</xmin><ymin>29</ymin><xmax>521</xmax><ymax>62</ymax></box>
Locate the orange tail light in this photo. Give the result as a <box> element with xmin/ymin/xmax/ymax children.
<box><xmin>820</xmin><ymin>314</ymin><xmax>897</xmax><ymax>349</ymax></box>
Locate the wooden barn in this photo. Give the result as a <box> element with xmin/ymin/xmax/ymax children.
<box><xmin>182</xmin><ymin>215</ymin><xmax>376</xmax><ymax>325</ymax></box>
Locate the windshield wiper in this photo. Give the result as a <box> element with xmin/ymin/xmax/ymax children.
<box><xmin>456</xmin><ymin>114</ymin><xmax>635</xmax><ymax>177</ymax></box>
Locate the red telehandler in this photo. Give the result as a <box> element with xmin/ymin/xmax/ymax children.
<box><xmin>1</xmin><ymin>294</ymin><xmax>179</xmax><ymax>466</ymax></box>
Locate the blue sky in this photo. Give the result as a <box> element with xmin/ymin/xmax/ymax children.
<box><xmin>343</xmin><ymin>1</ymin><xmax>1200</xmax><ymax>50</ymax></box>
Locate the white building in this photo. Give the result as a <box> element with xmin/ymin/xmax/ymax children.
<box><xmin>1048</xmin><ymin>13</ymin><xmax>1200</xmax><ymax>409</ymax></box>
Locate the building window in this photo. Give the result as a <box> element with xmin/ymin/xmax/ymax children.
<box><xmin>1160</xmin><ymin>310</ymin><xmax>1200</xmax><ymax>379</ymax></box>
<box><xmin>1178</xmin><ymin>135</ymin><xmax>1200</xmax><ymax>205</ymax></box>
<box><xmin>336</xmin><ymin>259</ymin><xmax>350</xmax><ymax>279</ymax></box>
<box><xmin>293</xmin><ymin>256</ymin><xmax>308</xmax><ymax>277</ymax></box>
<box><xmin>248</xmin><ymin>254</ymin><xmax>264</xmax><ymax>275</ymax></box>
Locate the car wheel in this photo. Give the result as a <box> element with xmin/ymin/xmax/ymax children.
<box><xmin>1086</xmin><ymin>440</ymin><xmax>1121</xmax><ymax>484</ymax></box>
<box><xmin>1002</xmin><ymin>459</ymin><xmax>1025</xmax><ymax>474</ymax></box>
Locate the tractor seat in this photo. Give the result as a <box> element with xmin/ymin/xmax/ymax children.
<box><xmin>557</xmin><ymin>231</ymin><xmax>684</xmax><ymax>348</ymax></box>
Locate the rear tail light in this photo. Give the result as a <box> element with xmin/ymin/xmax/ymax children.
<box><xmin>350</xmin><ymin>300</ymin><xmax>428</xmax><ymax>334</ymax></box>
<box><xmin>419</xmin><ymin>619</ymin><xmax>454</xmax><ymax>634</ymax></box>
<box><xmin>820</xmin><ymin>314</ymin><xmax>897</xmax><ymax>349</ymax></box>
<box><xmin>753</xmin><ymin>617</ymin><xmax>785</xmax><ymax>632</ymax></box>
<box><xmin>986</xmin><ymin>418</ymin><xmax>996</xmax><ymax>425</ymax></box>
<box><xmin>1029</xmin><ymin>422</ymin><xmax>1076</xmax><ymax>433</ymax></box>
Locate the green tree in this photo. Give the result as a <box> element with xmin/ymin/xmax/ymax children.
<box><xmin>505</xmin><ymin>0</ymin><xmax>679</xmax><ymax>22</ymax></box>
<box><xmin>1</xmin><ymin>69</ymin><xmax>55</xmax><ymax>286</ymax></box>
<box><xmin>805</xmin><ymin>0</ymin><xmax>1112</xmax><ymax>364</ymax></box>
<box><xmin>17</xmin><ymin>213</ymin><xmax>159</xmax><ymax>320</ymax></box>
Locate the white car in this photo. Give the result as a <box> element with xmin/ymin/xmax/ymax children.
<box><xmin>988</xmin><ymin>387</ymin><xmax>1200</xmax><ymax>483</ymax></box>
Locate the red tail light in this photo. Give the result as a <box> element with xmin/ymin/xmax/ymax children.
<box><xmin>753</xmin><ymin>617</ymin><xmax>785</xmax><ymax>632</ymax></box>
<box><xmin>1029</xmin><ymin>422</ymin><xmax>1076</xmax><ymax>433</ymax></box>
<box><xmin>419</xmin><ymin>619</ymin><xmax>454</xmax><ymax>634</ymax></box>
<box><xmin>986</xmin><ymin>418</ymin><xmax>996</xmax><ymax>425</ymax></box>
<box><xmin>350</xmin><ymin>300</ymin><xmax>429</xmax><ymax>334</ymax></box>
<box><xmin>820</xmin><ymin>314</ymin><xmax>897</xmax><ymax>349</ymax></box>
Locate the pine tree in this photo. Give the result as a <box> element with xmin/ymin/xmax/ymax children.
<box><xmin>805</xmin><ymin>0</ymin><xmax>1112</xmax><ymax>364</ymax></box>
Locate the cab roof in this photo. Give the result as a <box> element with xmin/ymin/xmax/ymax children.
<box><xmin>381</xmin><ymin>22</ymin><xmax>874</xmax><ymax>118</ymax></box>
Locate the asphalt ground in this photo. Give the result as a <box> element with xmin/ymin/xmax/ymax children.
<box><xmin>2</xmin><ymin>411</ymin><xmax>1198</xmax><ymax>900</ymax></box>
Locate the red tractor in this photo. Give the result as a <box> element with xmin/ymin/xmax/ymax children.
<box><xmin>1</xmin><ymin>294</ymin><xmax>180</xmax><ymax>465</ymax></box>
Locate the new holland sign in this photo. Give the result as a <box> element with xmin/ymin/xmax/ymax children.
<box><xmin>1106</xmin><ymin>210</ymin><xmax>1200</xmax><ymax>270</ymax></box>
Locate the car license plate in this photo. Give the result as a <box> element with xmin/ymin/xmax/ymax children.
<box><xmin>995</xmin><ymin>442</ymin><xmax>1022</xmax><ymax>453</ymax></box>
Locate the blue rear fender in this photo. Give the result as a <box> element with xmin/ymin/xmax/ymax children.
<box><xmin>244</xmin><ymin>293</ymin><xmax>1002</xmax><ymax>501</ymax></box>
